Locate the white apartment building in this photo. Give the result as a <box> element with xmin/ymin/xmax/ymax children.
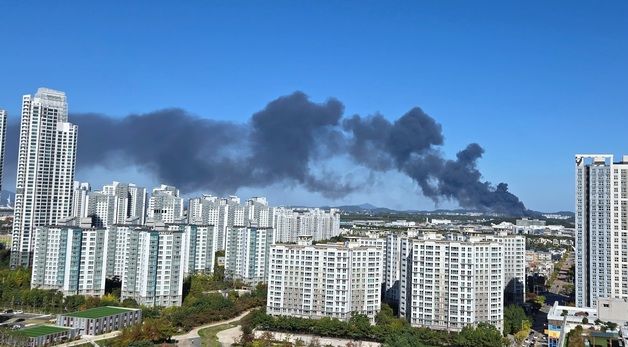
<box><xmin>85</xmin><ymin>192</ymin><xmax>117</xmax><ymax>228</ymax></box>
<box><xmin>120</xmin><ymin>227</ymin><xmax>186</xmax><ymax>307</ymax></box>
<box><xmin>575</xmin><ymin>154</ymin><xmax>628</xmax><ymax>308</ymax></box>
<box><xmin>102</xmin><ymin>181</ymin><xmax>147</xmax><ymax>225</ymax></box>
<box><xmin>0</xmin><ymin>109</ymin><xmax>6</xmax><ymax>193</ymax></box>
<box><xmin>189</xmin><ymin>195</ymin><xmax>273</xmax><ymax>250</ymax></box>
<box><xmin>485</xmin><ymin>232</ymin><xmax>526</xmax><ymax>304</ymax></box>
<box><xmin>167</xmin><ymin>224</ymin><xmax>220</xmax><ymax>275</ymax></box>
<box><xmin>273</xmin><ymin>207</ymin><xmax>340</xmax><ymax>243</ymax></box>
<box><xmin>31</xmin><ymin>227</ymin><xmax>109</xmax><ymax>296</ymax></box>
<box><xmin>267</xmin><ymin>236</ymin><xmax>383</xmax><ymax>322</ymax></box>
<box><xmin>11</xmin><ymin>88</ymin><xmax>78</xmax><ymax>268</ymax></box>
<box><xmin>224</xmin><ymin>225</ymin><xmax>274</xmax><ymax>284</ymax></box>
<box><xmin>71</xmin><ymin>182</ymin><xmax>90</xmax><ymax>220</ymax></box>
<box><xmin>383</xmin><ymin>232</ymin><xmax>404</xmax><ymax>303</ymax></box>
<box><xmin>147</xmin><ymin>185</ymin><xmax>183</xmax><ymax>223</ymax></box>
<box><xmin>399</xmin><ymin>232</ymin><xmax>504</xmax><ymax>332</ymax></box>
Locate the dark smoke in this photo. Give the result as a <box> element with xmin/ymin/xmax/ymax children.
<box><xmin>3</xmin><ymin>92</ymin><xmax>527</xmax><ymax>215</ymax></box>
<box><xmin>343</xmin><ymin>109</ymin><xmax>526</xmax><ymax>215</ymax></box>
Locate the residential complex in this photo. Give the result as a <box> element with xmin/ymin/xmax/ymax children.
<box><xmin>11</xmin><ymin>88</ymin><xmax>78</xmax><ymax>268</ymax></box>
<box><xmin>575</xmin><ymin>154</ymin><xmax>628</xmax><ymax>308</ymax></box>
<box><xmin>267</xmin><ymin>236</ymin><xmax>383</xmax><ymax>322</ymax></box>
<box><xmin>273</xmin><ymin>207</ymin><xmax>340</xmax><ymax>243</ymax></box>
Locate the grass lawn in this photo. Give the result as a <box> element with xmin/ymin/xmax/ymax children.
<box><xmin>65</xmin><ymin>306</ymin><xmax>133</xmax><ymax>319</ymax></box>
<box><xmin>198</xmin><ymin>323</ymin><xmax>237</xmax><ymax>347</ymax></box>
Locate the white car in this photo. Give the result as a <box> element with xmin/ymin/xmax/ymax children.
<box><xmin>14</xmin><ymin>311</ymin><xmax>23</xmax><ymax>314</ymax></box>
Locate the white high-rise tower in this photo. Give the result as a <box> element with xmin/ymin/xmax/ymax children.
<box><xmin>575</xmin><ymin>154</ymin><xmax>628</xmax><ymax>308</ymax></box>
<box><xmin>0</xmin><ymin>109</ymin><xmax>6</xmax><ymax>194</ymax></box>
<box><xmin>11</xmin><ymin>88</ymin><xmax>78</xmax><ymax>268</ymax></box>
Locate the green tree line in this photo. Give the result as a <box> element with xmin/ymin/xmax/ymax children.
<box><xmin>240</xmin><ymin>305</ymin><xmax>508</xmax><ymax>347</ymax></box>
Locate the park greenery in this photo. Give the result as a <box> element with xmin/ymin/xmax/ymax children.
<box><xmin>239</xmin><ymin>305</ymin><xmax>508</xmax><ymax>347</ymax></box>
<box><xmin>105</xmin><ymin>273</ymin><xmax>266</xmax><ymax>346</ymax></box>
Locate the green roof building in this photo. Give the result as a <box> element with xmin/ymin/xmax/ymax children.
<box><xmin>57</xmin><ymin>306</ymin><xmax>142</xmax><ymax>336</ymax></box>
<box><xmin>9</xmin><ymin>325</ymin><xmax>79</xmax><ymax>347</ymax></box>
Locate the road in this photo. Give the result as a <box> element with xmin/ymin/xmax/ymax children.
<box><xmin>172</xmin><ymin>309</ymin><xmax>254</xmax><ymax>347</ymax></box>
<box><xmin>522</xmin><ymin>252</ymin><xmax>574</xmax><ymax>347</ymax></box>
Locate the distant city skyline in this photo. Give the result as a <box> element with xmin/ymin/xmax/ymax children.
<box><xmin>1</xmin><ymin>2</ymin><xmax>627</xmax><ymax>212</ymax></box>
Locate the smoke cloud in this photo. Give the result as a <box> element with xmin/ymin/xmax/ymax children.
<box><xmin>3</xmin><ymin>91</ymin><xmax>527</xmax><ymax>215</ymax></box>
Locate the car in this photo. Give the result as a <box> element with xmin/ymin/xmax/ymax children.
<box><xmin>14</xmin><ymin>311</ymin><xmax>23</xmax><ymax>314</ymax></box>
<box><xmin>2</xmin><ymin>310</ymin><xmax>13</xmax><ymax>314</ymax></box>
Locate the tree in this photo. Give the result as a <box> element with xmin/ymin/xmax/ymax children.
<box><xmin>514</xmin><ymin>320</ymin><xmax>531</xmax><ymax>345</ymax></box>
<box><xmin>582</xmin><ymin>317</ymin><xmax>588</xmax><ymax>324</ymax></box>
<box><xmin>376</xmin><ymin>304</ymin><xmax>395</xmax><ymax>326</ymax></box>
<box><xmin>454</xmin><ymin>323</ymin><xmax>508</xmax><ymax>347</ymax></box>
<box><xmin>503</xmin><ymin>305</ymin><xmax>529</xmax><ymax>335</ymax></box>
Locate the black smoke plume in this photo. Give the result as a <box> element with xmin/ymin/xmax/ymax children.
<box><xmin>3</xmin><ymin>92</ymin><xmax>527</xmax><ymax>215</ymax></box>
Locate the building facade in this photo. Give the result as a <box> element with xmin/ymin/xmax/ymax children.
<box><xmin>31</xmin><ymin>227</ymin><xmax>109</xmax><ymax>296</ymax></box>
<box><xmin>267</xmin><ymin>236</ymin><xmax>382</xmax><ymax>322</ymax></box>
<box><xmin>147</xmin><ymin>185</ymin><xmax>183</xmax><ymax>223</ymax></box>
<box><xmin>399</xmin><ymin>233</ymin><xmax>505</xmax><ymax>332</ymax></box>
<box><xmin>0</xmin><ymin>109</ymin><xmax>6</xmax><ymax>193</ymax></box>
<box><xmin>11</xmin><ymin>88</ymin><xmax>78</xmax><ymax>267</ymax></box>
<box><xmin>273</xmin><ymin>207</ymin><xmax>340</xmax><ymax>243</ymax></box>
<box><xmin>120</xmin><ymin>227</ymin><xmax>186</xmax><ymax>307</ymax></box>
<box><xmin>102</xmin><ymin>181</ymin><xmax>147</xmax><ymax>225</ymax></box>
<box><xmin>57</xmin><ymin>306</ymin><xmax>142</xmax><ymax>336</ymax></box>
<box><xmin>224</xmin><ymin>225</ymin><xmax>274</xmax><ymax>284</ymax></box>
<box><xmin>575</xmin><ymin>154</ymin><xmax>628</xmax><ymax>308</ymax></box>
<box><xmin>71</xmin><ymin>182</ymin><xmax>90</xmax><ymax>220</ymax></box>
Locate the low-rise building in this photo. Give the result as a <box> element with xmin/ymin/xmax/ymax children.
<box><xmin>11</xmin><ymin>325</ymin><xmax>79</xmax><ymax>347</ymax></box>
<box><xmin>545</xmin><ymin>302</ymin><xmax>598</xmax><ymax>347</ymax></box>
<box><xmin>57</xmin><ymin>306</ymin><xmax>142</xmax><ymax>336</ymax></box>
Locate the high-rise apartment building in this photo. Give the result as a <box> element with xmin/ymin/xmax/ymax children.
<box><xmin>11</xmin><ymin>88</ymin><xmax>78</xmax><ymax>268</ymax></box>
<box><xmin>85</xmin><ymin>191</ymin><xmax>117</xmax><ymax>228</ymax></box>
<box><xmin>189</xmin><ymin>195</ymin><xmax>273</xmax><ymax>250</ymax></box>
<box><xmin>120</xmin><ymin>226</ymin><xmax>186</xmax><ymax>307</ymax></box>
<box><xmin>273</xmin><ymin>207</ymin><xmax>340</xmax><ymax>243</ymax></box>
<box><xmin>0</xmin><ymin>109</ymin><xmax>7</xmax><ymax>193</ymax></box>
<box><xmin>167</xmin><ymin>224</ymin><xmax>220</xmax><ymax>275</ymax></box>
<box><xmin>102</xmin><ymin>181</ymin><xmax>146</xmax><ymax>225</ymax></box>
<box><xmin>267</xmin><ymin>236</ymin><xmax>382</xmax><ymax>322</ymax></box>
<box><xmin>147</xmin><ymin>185</ymin><xmax>183</xmax><ymax>223</ymax></box>
<box><xmin>224</xmin><ymin>225</ymin><xmax>274</xmax><ymax>284</ymax></box>
<box><xmin>399</xmin><ymin>233</ymin><xmax>505</xmax><ymax>332</ymax></box>
<box><xmin>485</xmin><ymin>232</ymin><xmax>526</xmax><ymax>304</ymax></box>
<box><xmin>31</xmin><ymin>226</ymin><xmax>109</xmax><ymax>296</ymax></box>
<box><xmin>575</xmin><ymin>154</ymin><xmax>628</xmax><ymax>308</ymax></box>
<box><xmin>71</xmin><ymin>181</ymin><xmax>91</xmax><ymax>220</ymax></box>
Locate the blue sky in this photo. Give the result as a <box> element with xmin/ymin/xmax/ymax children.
<box><xmin>0</xmin><ymin>1</ymin><xmax>626</xmax><ymax>211</ymax></box>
